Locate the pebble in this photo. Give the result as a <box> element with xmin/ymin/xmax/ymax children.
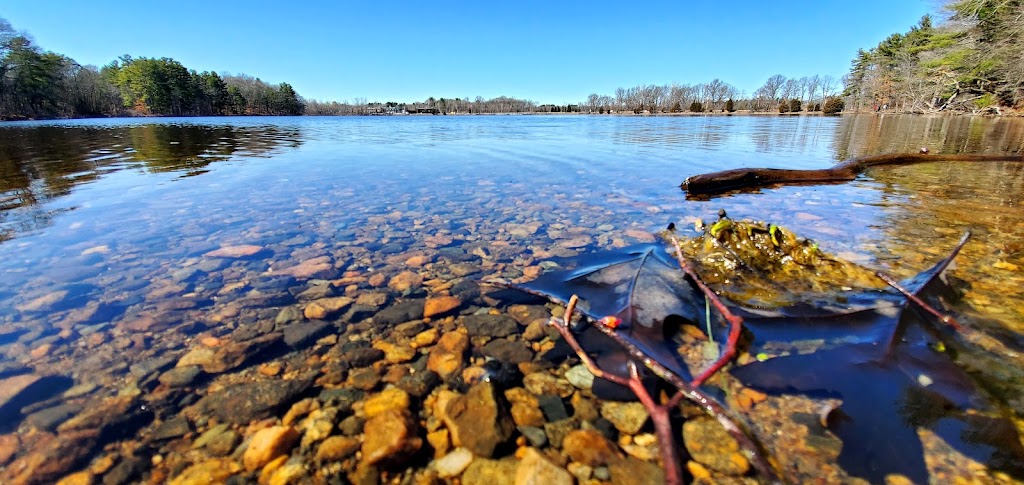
<box><xmin>514</xmin><ymin>447</ymin><xmax>573</xmax><ymax>485</ymax></box>
<box><xmin>158</xmin><ymin>365</ymin><xmax>203</xmax><ymax>388</ymax></box>
<box><xmin>316</xmin><ymin>435</ymin><xmax>360</xmax><ymax>463</ymax></box>
<box><xmin>523</xmin><ymin>372</ymin><xmax>574</xmax><ymax>398</ymax></box>
<box><xmin>564</xmin><ymin>364</ymin><xmax>595</xmax><ymax>389</ymax></box>
<box><xmin>444</xmin><ymin>381</ymin><xmax>514</xmax><ymax>457</ymax></box>
<box><xmin>433</xmin><ymin>447</ymin><xmax>474</xmax><ymax>478</ymax></box>
<box><xmin>562</xmin><ymin>429</ymin><xmax>621</xmax><ymax>466</ymax></box>
<box><xmin>363</xmin><ymin>387</ymin><xmax>411</xmax><ymax>418</ymax></box>
<box><xmin>423</xmin><ymin>295</ymin><xmax>462</xmax><ymax>318</ymax></box>
<box><xmin>243</xmin><ymin>426</ymin><xmax>299</xmax><ymax>471</ymax></box>
<box><xmin>361</xmin><ymin>409</ymin><xmax>422</xmax><ymax>466</ymax></box>
<box><xmin>600</xmin><ymin>401</ymin><xmax>649</xmax><ymax>435</ymax></box>
<box><xmin>463</xmin><ymin>314</ymin><xmax>518</xmax><ymax>338</ymax></box>
<box><xmin>682</xmin><ymin>416</ymin><xmax>750</xmax><ymax>475</ymax></box>
<box><xmin>303</xmin><ymin>296</ymin><xmax>353</xmax><ymax>320</ymax></box>
<box><xmin>462</xmin><ymin>458</ymin><xmax>518</xmax><ymax>485</ymax></box>
<box><xmin>204</xmin><ymin>245</ymin><xmax>264</xmax><ymax>258</ymax></box>
<box><xmin>388</xmin><ymin>271</ymin><xmax>424</xmax><ymax>292</ymax></box>
<box><xmin>427</xmin><ymin>330</ymin><xmax>468</xmax><ymax>378</ymax></box>
<box><xmin>168</xmin><ymin>458</ymin><xmax>241</xmax><ymax>485</ymax></box>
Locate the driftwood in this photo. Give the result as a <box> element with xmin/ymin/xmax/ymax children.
<box><xmin>680</xmin><ymin>152</ymin><xmax>1024</xmax><ymax>196</ymax></box>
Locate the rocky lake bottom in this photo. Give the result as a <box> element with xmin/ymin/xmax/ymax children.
<box><xmin>1</xmin><ymin>115</ymin><xmax>1023</xmax><ymax>484</ymax></box>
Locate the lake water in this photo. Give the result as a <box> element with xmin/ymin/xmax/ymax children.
<box><xmin>1</xmin><ymin>114</ymin><xmax>1023</xmax><ymax>483</ymax></box>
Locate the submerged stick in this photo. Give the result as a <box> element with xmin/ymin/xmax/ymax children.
<box><xmin>681</xmin><ymin>152</ymin><xmax>1024</xmax><ymax>196</ymax></box>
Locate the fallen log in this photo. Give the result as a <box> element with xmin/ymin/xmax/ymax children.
<box><xmin>680</xmin><ymin>152</ymin><xmax>1024</xmax><ymax>197</ymax></box>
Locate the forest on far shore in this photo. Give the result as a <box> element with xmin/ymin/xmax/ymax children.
<box><xmin>2</xmin><ymin>0</ymin><xmax>1022</xmax><ymax>120</ymax></box>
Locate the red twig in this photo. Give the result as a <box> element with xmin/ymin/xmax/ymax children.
<box><xmin>875</xmin><ymin>271</ymin><xmax>961</xmax><ymax>330</ymax></box>
<box><xmin>669</xmin><ymin>235</ymin><xmax>745</xmax><ymax>386</ymax></box>
<box><xmin>550</xmin><ymin>295</ymin><xmax>779</xmax><ymax>483</ymax></box>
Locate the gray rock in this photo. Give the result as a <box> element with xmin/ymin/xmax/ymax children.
<box><xmin>158</xmin><ymin>366</ymin><xmax>203</xmax><ymax>388</ymax></box>
<box><xmin>564</xmin><ymin>364</ymin><xmax>595</xmax><ymax>390</ymax></box>
<box><xmin>151</xmin><ymin>415</ymin><xmax>192</xmax><ymax>440</ymax></box>
<box><xmin>103</xmin><ymin>456</ymin><xmax>148</xmax><ymax>485</ymax></box>
<box><xmin>296</xmin><ymin>284</ymin><xmax>337</xmax><ymax>301</ymax></box>
<box><xmin>537</xmin><ymin>395</ymin><xmax>570</xmax><ymax>422</ymax></box>
<box><xmin>463</xmin><ymin>314</ymin><xmax>518</xmax><ymax>338</ymax></box>
<box><xmin>170</xmin><ymin>268</ymin><xmax>200</xmax><ymax>283</ymax></box>
<box><xmin>395</xmin><ymin>370</ymin><xmax>440</xmax><ymax>398</ymax></box>
<box><xmin>544</xmin><ymin>418</ymin><xmax>577</xmax><ymax>448</ymax></box>
<box><xmin>274</xmin><ymin>307</ymin><xmax>303</xmax><ymax>325</ymax></box>
<box><xmin>374</xmin><ymin>300</ymin><xmax>426</xmax><ymax>325</ymax></box>
<box><xmin>25</xmin><ymin>403</ymin><xmax>83</xmax><ymax>431</ymax></box>
<box><xmin>480</xmin><ymin>339</ymin><xmax>533</xmax><ymax>364</ymax></box>
<box><xmin>518</xmin><ymin>425</ymin><xmax>548</xmax><ymax>447</ymax></box>
<box><xmin>342</xmin><ymin>348</ymin><xmax>384</xmax><ymax>368</ymax></box>
<box><xmin>283</xmin><ymin>321</ymin><xmax>332</xmax><ymax>348</ymax></box>
<box><xmin>196</xmin><ymin>377</ymin><xmax>312</xmax><ymax>424</ymax></box>
<box><xmin>319</xmin><ymin>388</ymin><xmax>364</xmax><ymax>413</ymax></box>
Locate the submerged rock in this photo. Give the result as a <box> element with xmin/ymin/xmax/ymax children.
<box><xmin>361</xmin><ymin>409</ymin><xmax>422</xmax><ymax>467</ymax></box>
<box><xmin>445</xmin><ymin>381</ymin><xmax>514</xmax><ymax>457</ymax></box>
<box><xmin>194</xmin><ymin>377</ymin><xmax>312</xmax><ymax>425</ymax></box>
<box><xmin>514</xmin><ymin>447</ymin><xmax>572</xmax><ymax>485</ymax></box>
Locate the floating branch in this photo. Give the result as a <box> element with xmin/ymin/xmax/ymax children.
<box><xmin>681</xmin><ymin>152</ymin><xmax>1024</xmax><ymax>197</ymax></box>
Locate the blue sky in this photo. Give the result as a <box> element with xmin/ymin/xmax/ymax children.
<box><xmin>3</xmin><ymin>0</ymin><xmax>938</xmax><ymax>104</ymax></box>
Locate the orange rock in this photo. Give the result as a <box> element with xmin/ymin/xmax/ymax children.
<box><xmin>30</xmin><ymin>343</ymin><xmax>52</xmax><ymax>359</ymax></box>
<box><xmin>367</xmin><ymin>273</ymin><xmax>386</xmax><ymax>287</ymax></box>
<box><xmin>405</xmin><ymin>255</ymin><xmax>429</xmax><ymax>267</ymax></box>
<box><xmin>243</xmin><ymin>426</ymin><xmax>299</xmax><ymax>471</ymax></box>
<box><xmin>388</xmin><ymin>271</ymin><xmax>423</xmax><ymax>292</ymax></box>
<box><xmin>427</xmin><ymin>331</ymin><xmax>469</xmax><ymax>378</ymax></box>
<box><xmin>204</xmin><ymin>245</ymin><xmax>263</xmax><ymax>258</ymax></box>
<box><xmin>423</xmin><ymin>296</ymin><xmax>462</xmax><ymax>318</ymax></box>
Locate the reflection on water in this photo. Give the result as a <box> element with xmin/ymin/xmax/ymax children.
<box><xmin>1</xmin><ymin>114</ymin><xmax>1024</xmax><ymax>483</ymax></box>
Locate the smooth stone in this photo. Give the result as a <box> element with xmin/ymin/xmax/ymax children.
<box><xmin>462</xmin><ymin>458</ymin><xmax>518</xmax><ymax>485</ymax></box>
<box><xmin>564</xmin><ymin>364</ymin><xmax>595</xmax><ymax>389</ymax></box>
<box><xmin>423</xmin><ymin>295</ymin><xmax>462</xmax><ymax>318</ymax></box>
<box><xmin>195</xmin><ymin>377</ymin><xmax>312</xmax><ymax>425</ymax></box>
<box><xmin>562</xmin><ymin>429</ymin><xmax>621</xmax><ymax>467</ymax></box>
<box><xmin>480</xmin><ymin>339</ymin><xmax>533</xmax><ymax>364</ymax></box>
<box><xmin>374</xmin><ymin>300</ymin><xmax>426</xmax><ymax>325</ymax></box>
<box><xmin>158</xmin><ymin>366</ymin><xmax>203</xmax><ymax>388</ymax></box>
<box><xmin>462</xmin><ymin>314</ymin><xmax>518</xmax><ymax>338</ymax></box>
<box><xmin>608</xmin><ymin>456</ymin><xmax>664</xmax><ymax>485</ymax></box>
<box><xmin>433</xmin><ymin>447</ymin><xmax>474</xmax><ymax>478</ymax></box>
<box><xmin>388</xmin><ymin>271</ymin><xmax>424</xmax><ymax>292</ymax></box>
<box><xmin>361</xmin><ymin>410</ymin><xmax>422</xmax><ymax>466</ymax></box>
<box><xmin>303</xmin><ymin>296</ymin><xmax>353</xmax><ymax>320</ymax></box>
<box><xmin>25</xmin><ymin>403</ymin><xmax>83</xmax><ymax>431</ymax></box>
<box><xmin>514</xmin><ymin>447</ymin><xmax>572</xmax><ymax>485</ymax></box>
<box><xmin>537</xmin><ymin>395</ymin><xmax>570</xmax><ymax>422</ymax></box>
<box><xmin>342</xmin><ymin>347</ymin><xmax>384</xmax><ymax>368</ymax></box>
<box><xmin>444</xmin><ymin>381</ymin><xmax>514</xmax><ymax>457</ymax></box>
<box><xmin>274</xmin><ymin>307</ymin><xmax>303</xmax><ymax>325</ymax></box>
<box><xmin>396</xmin><ymin>370</ymin><xmax>440</xmax><ymax>398</ymax></box>
<box><xmin>682</xmin><ymin>416</ymin><xmax>750</xmax><ymax>475</ymax></box>
<box><xmin>243</xmin><ymin>426</ymin><xmax>299</xmax><ymax>471</ymax></box>
<box><xmin>315</xmin><ymin>435</ymin><xmax>360</xmax><ymax>463</ymax></box>
<box><xmin>522</xmin><ymin>372</ymin><xmax>574</xmax><ymax>398</ymax></box>
<box><xmin>152</xmin><ymin>416</ymin><xmax>192</xmax><ymax>441</ymax></box>
<box><xmin>283</xmin><ymin>321</ymin><xmax>332</xmax><ymax>348</ymax></box>
<box><xmin>517</xmin><ymin>426</ymin><xmax>547</xmax><ymax>448</ymax></box>
<box><xmin>204</xmin><ymin>245</ymin><xmax>264</xmax><ymax>258</ymax></box>
<box><xmin>600</xmin><ymin>401</ymin><xmax>650</xmax><ymax>435</ymax></box>
<box><xmin>363</xmin><ymin>388</ymin><xmax>411</xmax><ymax>418</ymax></box>
<box><xmin>427</xmin><ymin>331</ymin><xmax>468</xmax><ymax>378</ymax></box>
<box><xmin>168</xmin><ymin>458</ymin><xmax>241</xmax><ymax>485</ymax></box>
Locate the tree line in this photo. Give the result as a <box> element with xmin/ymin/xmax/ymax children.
<box><xmin>843</xmin><ymin>0</ymin><xmax>1024</xmax><ymax>113</ymax></box>
<box><xmin>1</xmin><ymin>16</ymin><xmax>303</xmax><ymax>120</ymax></box>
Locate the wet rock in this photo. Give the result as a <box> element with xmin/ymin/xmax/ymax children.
<box><xmin>205</xmin><ymin>245</ymin><xmax>264</xmax><ymax>258</ymax></box>
<box><xmin>339</xmin><ymin>415</ymin><xmax>364</xmax><ymax>436</ymax></box>
<box><xmin>373</xmin><ymin>340</ymin><xmax>416</xmax><ymax>364</ymax></box>
<box><xmin>522</xmin><ymin>372</ymin><xmax>574</xmax><ymax>398</ymax></box>
<box><xmin>243</xmin><ymin>425</ymin><xmax>299</xmax><ymax>471</ymax></box>
<box><xmin>158</xmin><ymin>366</ymin><xmax>202</xmax><ymax>388</ymax></box>
<box><xmin>25</xmin><ymin>403</ymin><xmax>83</xmax><ymax>432</ymax></box>
<box><xmin>392</xmin><ymin>320</ymin><xmax>427</xmax><ymax>338</ymax></box>
<box><xmin>463</xmin><ymin>314</ymin><xmax>518</xmax><ymax>338</ymax></box>
<box><xmin>348</xmin><ymin>367</ymin><xmax>381</xmax><ymax>391</ymax></box>
<box><xmin>355</xmin><ymin>291</ymin><xmax>389</xmax><ymax>308</ymax></box>
<box><xmin>103</xmin><ymin>455</ymin><xmax>147</xmax><ymax>485</ymax></box>
<box><xmin>296</xmin><ymin>283</ymin><xmax>336</xmax><ymax>301</ymax></box>
<box><xmin>168</xmin><ymin>458</ymin><xmax>241</xmax><ymax>485</ymax></box>
<box><xmin>361</xmin><ymin>409</ymin><xmax>422</xmax><ymax>466</ymax></box>
<box><xmin>514</xmin><ymin>447</ymin><xmax>572</xmax><ymax>485</ymax></box>
<box><xmin>342</xmin><ymin>347</ymin><xmax>384</xmax><ymax>368</ymax></box>
<box><xmin>283</xmin><ymin>320</ymin><xmax>332</xmax><ymax>348</ymax></box>
<box><xmin>445</xmin><ymin>381</ymin><xmax>514</xmax><ymax>457</ymax></box>
<box><xmin>427</xmin><ymin>330</ymin><xmax>468</xmax><ymax>378</ymax></box>
<box><xmin>152</xmin><ymin>416</ymin><xmax>192</xmax><ymax>441</ymax></box>
<box><xmin>600</xmin><ymin>401</ymin><xmax>649</xmax><ymax>435</ymax></box>
<box><xmin>608</xmin><ymin>456</ymin><xmax>664</xmax><ymax>485</ymax></box>
<box><xmin>562</xmin><ymin>429</ymin><xmax>621</xmax><ymax>467</ymax></box>
<box><xmin>434</xmin><ymin>447</ymin><xmax>474</xmax><ymax>478</ymax></box>
<box><xmin>423</xmin><ymin>295</ymin><xmax>462</xmax><ymax>318</ymax></box>
<box><xmin>176</xmin><ymin>333</ymin><xmax>282</xmax><ymax>374</ymax></box>
<box><xmin>274</xmin><ymin>257</ymin><xmax>334</xmax><ymax>279</ymax></box>
<box><xmin>363</xmin><ymin>388</ymin><xmax>411</xmax><ymax>418</ymax></box>
<box><xmin>4</xmin><ymin>428</ymin><xmax>99</xmax><ymax>485</ymax></box>
<box><xmin>303</xmin><ymin>296</ymin><xmax>353</xmax><ymax>320</ymax></box>
<box><xmin>0</xmin><ymin>433</ymin><xmax>19</xmax><ymax>466</ymax></box>
<box><xmin>0</xmin><ymin>374</ymin><xmax>74</xmax><ymax>432</ymax></box>
<box><xmin>374</xmin><ymin>300</ymin><xmax>425</xmax><ymax>325</ymax></box>
<box><xmin>543</xmin><ymin>419</ymin><xmax>576</xmax><ymax>448</ymax></box>
<box><xmin>274</xmin><ymin>306</ymin><xmax>303</xmax><ymax>325</ymax></box>
<box><xmin>195</xmin><ymin>377</ymin><xmax>312</xmax><ymax>425</ymax></box>
<box><xmin>481</xmin><ymin>339</ymin><xmax>533</xmax><ymax>364</ymax></box>
<box><xmin>518</xmin><ymin>426</ymin><xmax>547</xmax><ymax>448</ymax></box>
<box><xmin>389</xmin><ymin>271</ymin><xmax>424</xmax><ymax>292</ymax></box>
<box><xmin>537</xmin><ymin>395</ymin><xmax>569</xmax><ymax>422</ymax></box>
<box><xmin>56</xmin><ymin>471</ymin><xmax>93</xmax><ymax>485</ymax></box>
<box><xmin>316</xmin><ymin>435</ymin><xmax>360</xmax><ymax>463</ymax></box>
<box><xmin>504</xmin><ymin>388</ymin><xmax>545</xmax><ymax>428</ymax></box>
<box><xmin>682</xmin><ymin>416</ymin><xmax>750</xmax><ymax>475</ymax></box>
<box><xmin>564</xmin><ymin>364</ymin><xmax>595</xmax><ymax>389</ymax></box>
<box><xmin>319</xmin><ymin>388</ymin><xmax>364</xmax><ymax>413</ymax></box>
<box><xmin>462</xmin><ymin>458</ymin><xmax>518</xmax><ymax>485</ymax></box>
<box><xmin>396</xmin><ymin>370</ymin><xmax>440</xmax><ymax>398</ymax></box>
